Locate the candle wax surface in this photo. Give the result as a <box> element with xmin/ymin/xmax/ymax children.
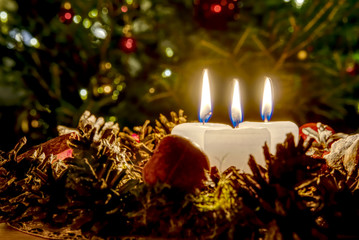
<box><xmin>237</xmin><ymin>121</ymin><xmax>299</xmax><ymax>154</ymax></box>
<box><xmin>171</xmin><ymin>122</ymin><xmax>231</xmax><ymax>150</ymax></box>
<box><xmin>203</xmin><ymin>127</ymin><xmax>270</xmax><ymax>173</ymax></box>
<box><xmin>171</xmin><ymin>123</ymin><xmax>271</xmax><ymax>173</ymax></box>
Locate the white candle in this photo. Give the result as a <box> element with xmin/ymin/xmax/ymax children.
<box><xmin>171</xmin><ymin>69</ymin><xmax>231</xmax><ymax>150</ymax></box>
<box><xmin>237</xmin><ymin>77</ymin><xmax>299</xmax><ymax>154</ymax></box>
<box><xmin>172</xmin><ymin>76</ymin><xmax>271</xmax><ymax>173</ymax></box>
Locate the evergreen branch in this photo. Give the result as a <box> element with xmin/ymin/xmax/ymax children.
<box><xmin>303</xmin><ymin>1</ymin><xmax>334</xmax><ymax>33</ymax></box>
<box><xmin>288</xmin><ymin>2</ymin><xmax>343</xmax><ymax>58</ymax></box>
<box><xmin>200</xmin><ymin>40</ymin><xmax>231</xmax><ymax>58</ymax></box>
<box><xmin>274</xmin><ymin>16</ymin><xmax>298</xmax><ymax>71</ymax></box>
<box><xmin>250</xmin><ymin>34</ymin><xmax>275</xmax><ymax>62</ymax></box>
<box><xmin>233</xmin><ymin>27</ymin><xmax>251</xmax><ymax>56</ymax></box>
<box><xmin>30</xmin><ymin>69</ymin><xmax>58</xmax><ymax>100</ymax></box>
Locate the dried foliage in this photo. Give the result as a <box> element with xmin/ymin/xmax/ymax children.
<box><xmin>1</xmin><ymin>110</ymin><xmax>359</xmax><ymax>239</ymax></box>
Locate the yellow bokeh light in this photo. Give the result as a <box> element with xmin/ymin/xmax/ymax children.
<box><xmin>97</xmin><ymin>86</ymin><xmax>104</xmax><ymax>94</ymax></box>
<box><xmin>297</xmin><ymin>50</ymin><xmax>308</xmax><ymax>60</ymax></box>
<box><xmin>117</xmin><ymin>85</ymin><xmax>123</xmax><ymax>91</ymax></box>
<box><xmin>102</xmin><ymin>7</ymin><xmax>109</xmax><ymax>15</ymax></box>
<box><xmin>89</xmin><ymin>9</ymin><xmax>98</xmax><ymax>18</ymax></box>
<box><xmin>165</xmin><ymin>47</ymin><xmax>174</xmax><ymax>57</ymax></box>
<box><xmin>30</xmin><ymin>109</ymin><xmax>37</xmax><ymax>116</ymax></box>
<box><xmin>0</xmin><ymin>11</ymin><xmax>8</xmax><ymax>23</ymax></box>
<box><xmin>105</xmin><ymin>62</ymin><xmax>112</xmax><ymax>69</ymax></box>
<box><xmin>83</xmin><ymin>18</ymin><xmax>92</xmax><ymax>28</ymax></box>
<box><xmin>109</xmin><ymin>116</ymin><xmax>117</xmax><ymax>122</ymax></box>
<box><xmin>113</xmin><ymin>90</ymin><xmax>120</xmax><ymax>96</ymax></box>
<box><xmin>31</xmin><ymin>120</ymin><xmax>39</xmax><ymax>128</ymax></box>
<box><xmin>126</xmin><ymin>0</ymin><xmax>134</xmax><ymax>4</ymax></box>
<box><xmin>114</xmin><ymin>77</ymin><xmax>121</xmax><ymax>84</ymax></box>
<box><xmin>149</xmin><ymin>87</ymin><xmax>155</xmax><ymax>94</ymax></box>
<box><xmin>103</xmin><ymin>85</ymin><xmax>112</xmax><ymax>94</ymax></box>
<box><xmin>64</xmin><ymin>2</ymin><xmax>71</xmax><ymax>10</ymax></box>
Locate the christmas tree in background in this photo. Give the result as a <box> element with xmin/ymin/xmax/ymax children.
<box><xmin>0</xmin><ymin>0</ymin><xmax>358</xmax><ymax>151</ymax></box>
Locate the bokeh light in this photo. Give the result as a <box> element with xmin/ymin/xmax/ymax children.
<box><xmin>165</xmin><ymin>47</ymin><xmax>174</xmax><ymax>57</ymax></box>
<box><xmin>149</xmin><ymin>87</ymin><xmax>155</xmax><ymax>94</ymax></box>
<box><xmin>162</xmin><ymin>69</ymin><xmax>172</xmax><ymax>78</ymax></box>
<box><xmin>73</xmin><ymin>15</ymin><xmax>82</xmax><ymax>24</ymax></box>
<box><xmin>89</xmin><ymin>9</ymin><xmax>98</xmax><ymax>18</ymax></box>
<box><xmin>79</xmin><ymin>88</ymin><xmax>88</xmax><ymax>100</ymax></box>
<box><xmin>83</xmin><ymin>18</ymin><xmax>92</xmax><ymax>28</ymax></box>
<box><xmin>0</xmin><ymin>11</ymin><xmax>8</xmax><ymax>23</ymax></box>
<box><xmin>103</xmin><ymin>85</ymin><xmax>112</xmax><ymax>94</ymax></box>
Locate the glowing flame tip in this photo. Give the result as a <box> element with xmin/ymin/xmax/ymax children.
<box><xmin>230</xmin><ymin>79</ymin><xmax>243</xmax><ymax>127</ymax></box>
<box><xmin>261</xmin><ymin>77</ymin><xmax>273</xmax><ymax>122</ymax></box>
<box><xmin>199</xmin><ymin>69</ymin><xmax>212</xmax><ymax>123</ymax></box>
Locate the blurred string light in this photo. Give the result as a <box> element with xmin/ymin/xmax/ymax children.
<box><xmin>103</xmin><ymin>85</ymin><xmax>112</xmax><ymax>94</ymax></box>
<box><xmin>88</xmin><ymin>9</ymin><xmax>98</xmax><ymax>18</ymax></box>
<box><xmin>149</xmin><ymin>87</ymin><xmax>155</xmax><ymax>94</ymax></box>
<box><xmin>79</xmin><ymin>88</ymin><xmax>88</xmax><ymax>100</ymax></box>
<box><xmin>97</xmin><ymin>86</ymin><xmax>104</xmax><ymax>94</ymax></box>
<box><xmin>105</xmin><ymin>62</ymin><xmax>112</xmax><ymax>69</ymax></box>
<box><xmin>91</xmin><ymin>21</ymin><xmax>107</xmax><ymax>39</ymax></box>
<box><xmin>162</xmin><ymin>69</ymin><xmax>172</xmax><ymax>78</ymax></box>
<box><xmin>29</xmin><ymin>109</ymin><xmax>37</xmax><ymax>116</ymax></box>
<box><xmin>59</xmin><ymin>3</ymin><xmax>74</xmax><ymax>24</ymax></box>
<box><xmin>121</xmin><ymin>6</ymin><xmax>128</xmax><ymax>13</ymax></box>
<box><xmin>64</xmin><ymin>2</ymin><xmax>71</xmax><ymax>10</ymax></box>
<box><xmin>31</xmin><ymin>119</ymin><xmax>39</xmax><ymax>128</ymax></box>
<box><xmin>73</xmin><ymin>15</ymin><xmax>82</xmax><ymax>24</ymax></box>
<box><xmin>83</xmin><ymin>18</ymin><xmax>92</xmax><ymax>28</ymax></box>
<box><xmin>109</xmin><ymin>116</ymin><xmax>117</xmax><ymax>122</ymax></box>
<box><xmin>102</xmin><ymin>7</ymin><xmax>109</xmax><ymax>15</ymax></box>
<box><xmin>165</xmin><ymin>47</ymin><xmax>174</xmax><ymax>58</ymax></box>
<box><xmin>117</xmin><ymin>84</ymin><xmax>124</xmax><ymax>91</ymax></box>
<box><xmin>297</xmin><ymin>50</ymin><xmax>308</xmax><ymax>60</ymax></box>
<box><xmin>0</xmin><ymin>11</ymin><xmax>8</xmax><ymax>23</ymax></box>
<box><xmin>211</xmin><ymin>4</ymin><xmax>222</xmax><ymax>13</ymax></box>
<box><xmin>294</xmin><ymin>0</ymin><xmax>305</xmax><ymax>8</ymax></box>
<box><xmin>8</xmin><ymin>28</ymin><xmax>40</xmax><ymax>48</ymax></box>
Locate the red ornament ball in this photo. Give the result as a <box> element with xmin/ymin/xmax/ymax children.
<box><xmin>119</xmin><ymin>37</ymin><xmax>137</xmax><ymax>53</ymax></box>
<box><xmin>58</xmin><ymin>7</ymin><xmax>74</xmax><ymax>24</ymax></box>
<box><xmin>143</xmin><ymin>135</ymin><xmax>210</xmax><ymax>193</ymax></box>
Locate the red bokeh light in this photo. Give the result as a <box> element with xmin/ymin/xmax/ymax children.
<box><xmin>121</xmin><ymin>5</ymin><xmax>128</xmax><ymax>12</ymax></box>
<box><xmin>211</xmin><ymin>4</ymin><xmax>222</xmax><ymax>13</ymax></box>
<box><xmin>64</xmin><ymin>12</ymin><xmax>72</xmax><ymax>20</ymax></box>
<box><xmin>59</xmin><ymin>7</ymin><xmax>74</xmax><ymax>24</ymax></box>
<box><xmin>120</xmin><ymin>37</ymin><xmax>137</xmax><ymax>53</ymax></box>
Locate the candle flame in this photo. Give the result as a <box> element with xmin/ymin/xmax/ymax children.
<box><xmin>261</xmin><ymin>77</ymin><xmax>273</xmax><ymax>122</ymax></box>
<box><xmin>230</xmin><ymin>79</ymin><xmax>243</xmax><ymax>127</ymax></box>
<box><xmin>199</xmin><ymin>69</ymin><xmax>212</xmax><ymax>123</ymax></box>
